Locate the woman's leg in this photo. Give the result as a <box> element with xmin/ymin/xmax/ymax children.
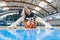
<box><xmin>31</xmin><ymin>20</ymin><xmax>37</xmax><ymax>28</ymax></box>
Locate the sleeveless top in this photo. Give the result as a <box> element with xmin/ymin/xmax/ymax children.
<box><xmin>24</xmin><ymin>13</ymin><xmax>36</xmax><ymax>22</ymax></box>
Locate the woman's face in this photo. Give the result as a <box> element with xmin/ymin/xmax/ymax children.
<box><xmin>25</xmin><ymin>7</ymin><xmax>30</xmax><ymax>15</ymax></box>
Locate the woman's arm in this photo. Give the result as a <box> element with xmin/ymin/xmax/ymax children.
<box><xmin>32</xmin><ymin>18</ymin><xmax>37</xmax><ymax>28</ymax></box>
<box><xmin>22</xmin><ymin>20</ymin><xmax>28</xmax><ymax>28</ymax></box>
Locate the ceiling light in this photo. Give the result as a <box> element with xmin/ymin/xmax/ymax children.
<box><xmin>35</xmin><ymin>7</ymin><xmax>41</xmax><ymax>11</ymax></box>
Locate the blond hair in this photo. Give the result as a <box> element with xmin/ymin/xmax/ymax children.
<box><xmin>21</xmin><ymin>8</ymin><xmax>25</xmax><ymax>16</ymax></box>
<box><xmin>21</xmin><ymin>7</ymin><xmax>30</xmax><ymax>17</ymax></box>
